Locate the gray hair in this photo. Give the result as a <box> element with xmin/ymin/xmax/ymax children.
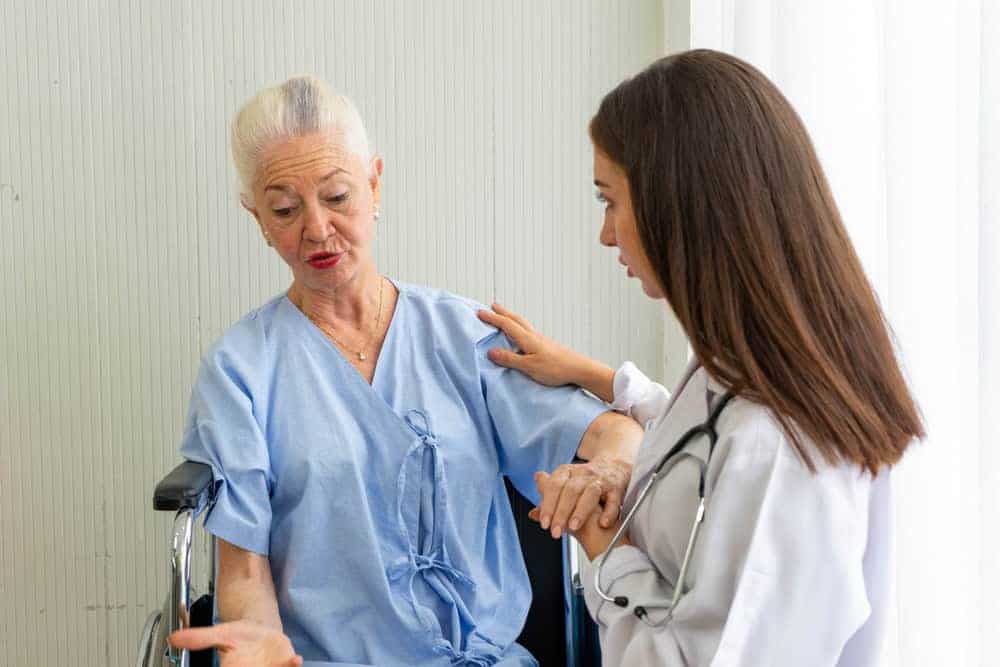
<box><xmin>231</xmin><ymin>76</ymin><xmax>373</xmax><ymax>202</ymax></box>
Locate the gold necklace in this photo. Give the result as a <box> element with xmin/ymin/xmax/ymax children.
<box><xmin>314</xmin><ymin>277</ymin><xmax>385</xmax><ymax>362</ymax></box>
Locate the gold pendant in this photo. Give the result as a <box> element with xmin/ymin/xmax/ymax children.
<box><xmin>358</xmin><ymin>352</ymin><xmax>367</xmax><ymax>361</ymax></box>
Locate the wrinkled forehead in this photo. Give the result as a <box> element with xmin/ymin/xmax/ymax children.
<box><xmin>255</xmin><ymin>132</ymin><xmax>364</xmax><ymax>189</ymax></box>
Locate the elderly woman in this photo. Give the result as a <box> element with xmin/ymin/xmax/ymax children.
<box><xmin>166</xmin><ymin>76</ymin><xmax>643</xmax><ymax>666</ymax></box>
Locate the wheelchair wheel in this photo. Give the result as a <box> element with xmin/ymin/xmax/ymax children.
<box><xmin>135</xmin><ymin>609</ymin><xmax>162</xmax><ymax>667</ymax></box>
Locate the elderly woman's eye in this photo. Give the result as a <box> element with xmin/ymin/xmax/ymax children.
<box><xmin>325</xmin><ymin>191</ymin><xmax>351</xmax><ymax>205</ymax></box>
<box><xmin>272</xmin><ymin>207</ymin><xmax>296</xmax><ymax>217</ymax></box>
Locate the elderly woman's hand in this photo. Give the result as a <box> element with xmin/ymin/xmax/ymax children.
<box><xmin>169</xmin><ymin>620</ymin><xmax>303</xmax><ymax>667</ymax></box>
<box><xmin>530</xmin><ymin>457</ymin><xmax>631</xmax><ymax>540</ymax></box>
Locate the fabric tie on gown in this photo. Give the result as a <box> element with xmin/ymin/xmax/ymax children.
<box><xmin>431</xmin><ymin>638</ymin><xmax>501</xmax><ymax>666</ymax></box>
<box><xmin>387</xmin><ymin>552</ymin><xmax>476</xmax><ymax>589</ymax></box>
<box><xmin>389</xmin><ymin>410</ymin><xmax>500</xmax><ymax>666</ymax></box>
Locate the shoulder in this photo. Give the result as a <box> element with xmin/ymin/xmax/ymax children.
<box><xmin>201</xmin><ymin>293</ymin><xmax>286</xmax><ymax>375</ymax></box>
<box><xmin>714</xmin><ymin>398</ymin><xmax>787</xmax><ymax>468</ymax></box>
<box><xmin>395</xmin><ymin>280</ymin><xmax>500</xmax><ymax>345</ymax></box>
<box><xmin>712</xmin><ymin>397</ymin><xmax>872</xmax><ymax>497</ymax></box>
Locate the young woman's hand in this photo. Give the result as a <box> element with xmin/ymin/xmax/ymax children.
<box><xmin>572</xmin><ymin>508</ymin><xmax>630</xmax><ymax>561</ymax></box>
<box><xmin>168</xmin><ymin>620</ymin><xmax>303</xmax><ymax>667</ymax></box>
<box><xmin>478</xmin><ymin>303</ymin><xmax>610</xmax><ymax>397</ymax></box>
<box><xmin>529</xmin><ymin>504</ymin><xmax>629</xmax><ymax>561</ymax></box>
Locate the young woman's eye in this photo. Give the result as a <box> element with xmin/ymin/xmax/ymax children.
<box><xmin>595</xmin><ymin>191</ymin><xmax>612</xmax><ymax>209</ymax></box>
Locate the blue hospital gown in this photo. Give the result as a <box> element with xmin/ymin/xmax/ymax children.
<box><xmin>179</xmin><ymin>281</ymin><xmax>609</xmax><ymax>666</ymax></box>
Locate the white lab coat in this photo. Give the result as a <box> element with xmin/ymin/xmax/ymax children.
<box><xmin>580</xmin><ymin>361</ymin><xmax>892</xmax><ymax>666</ymax></box>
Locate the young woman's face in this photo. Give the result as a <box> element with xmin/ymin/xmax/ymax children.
<box><xmin>593</xmin><ymin>147</ymin><xmax>663</xmax><ymax>299</ymax></box>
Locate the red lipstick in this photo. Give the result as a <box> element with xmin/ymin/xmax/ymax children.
<box><xmin>306</xmin><ymin>251</ymin><xmax>343</xmax><ymax>270</ymax></box>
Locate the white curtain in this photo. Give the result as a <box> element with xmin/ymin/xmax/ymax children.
<box><xmin>687</xmin><ymin>1</ymin><xmax>999</xmax><ymax>665</ymax></box>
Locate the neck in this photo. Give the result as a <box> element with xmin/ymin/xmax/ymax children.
<box><xmin>289</xmin><ymin>268</ymin><xmax>382</xmax><ymax>330</ymax></box>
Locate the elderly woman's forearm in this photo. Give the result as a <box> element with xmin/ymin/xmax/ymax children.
<box><xmin>217</xmin><ymin>575</ymin><xmax>283</xmax><ymax>630</ymax></box>
<box><xmin>576</xmin><ymin>411</ymin><xmax>642</xmax><ymax>463</ymax></box>
<box><xmin>216</xmin><ymin>540</ymin><xmax>284</xmax><ymax>631</ymax></box>
<box><xmin>531</xmin><ymin>412</ymin><xmax>641</xmax><ymax>537</ymax></box>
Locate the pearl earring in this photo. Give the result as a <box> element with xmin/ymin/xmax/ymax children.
<box><xmin>374</xmin><ymin>208</ymin><xmax>381</xmax><ymax>221</ymax></box>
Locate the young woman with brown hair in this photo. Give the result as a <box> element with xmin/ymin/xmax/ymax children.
<box><xmin>479</xmin><ymin>50</ymin><xmax>924</xmax><ymax>666</ymax></box>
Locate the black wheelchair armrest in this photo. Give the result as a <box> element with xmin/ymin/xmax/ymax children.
<box><xmin>153</xmin><ymin>461</ymin><xmax>214</xmax><ymax>511</ymax></box>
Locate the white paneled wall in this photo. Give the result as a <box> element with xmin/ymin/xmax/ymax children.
<box><xmin>0</xmin><ymin>1</ymin><xmax>666</xmax><ymax>664</ymax></box>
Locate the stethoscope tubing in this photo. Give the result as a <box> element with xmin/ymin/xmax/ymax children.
<box><xmin>594</xmin><ymin>392</ymin><xmax>736</xmax><ymax>613</ymax></box>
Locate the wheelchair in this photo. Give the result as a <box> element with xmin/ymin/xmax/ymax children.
<box><xmin>136</xmin><ymin>461</ymin><xmax>602</xmax><ymax>667</ymax></box>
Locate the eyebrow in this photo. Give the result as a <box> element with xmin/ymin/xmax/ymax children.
<box><xmin>264</xmin><ymin>169</ymin><xmax>347</xmax><ymax>193</ymax></box>
<box><xmin>593</xmin><ymin>179</ymin><xmax>611</xmax><ymax>188</ymax></box>
<box><xmin>318</xmin><ymin>168</ymin><xmax>347</xmax><ymax>181</ymax></box>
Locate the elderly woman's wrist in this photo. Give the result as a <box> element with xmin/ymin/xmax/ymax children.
<box><xmin>591</xmin><ymin>453</ymin><xmax>632</xmax><ymax>485</ymax></box>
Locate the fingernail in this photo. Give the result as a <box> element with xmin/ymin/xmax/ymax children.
<box><xmin>541</xmin><ymin>516</ymin><xmax>550</xmax><ymax>530</ymax></box>
<box><xmin>569</xmin><ymin>518</ymin><xmax>580</xmax><ymax>531</ymax></box>
<box><xmin>553</xmin><ymin>526</ymin><xmax>562</xmax><ymax>539</ymax></box>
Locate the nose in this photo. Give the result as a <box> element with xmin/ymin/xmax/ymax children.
<box><xmin>599</xmin><ymin>215</ymin><xmax>616</xmax><ymax>247</ymax></box>
<box><xmin>302</xmin><ymin>203</ymin><xmax>333</xmax><ymax>243</ymax></box>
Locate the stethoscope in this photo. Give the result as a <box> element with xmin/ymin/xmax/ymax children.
<box><xmin>594</xmin><ymin>390</ymin><xmax>735</xmax><ymax>622</ymax></box>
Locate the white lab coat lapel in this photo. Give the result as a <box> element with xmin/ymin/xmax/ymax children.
<box><xmin>623</xmin><ymin>359</ymin><xmax>712</xmax><ymax>512</ymax></box>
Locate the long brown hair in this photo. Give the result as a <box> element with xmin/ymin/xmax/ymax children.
<box><xmin>590</xmin><ymin>50</ymin><xmax>923</xmax><ymax>474</ymax></box>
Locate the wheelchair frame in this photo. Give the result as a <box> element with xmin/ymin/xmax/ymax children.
<box><xmin>137</xmin><ymin>461</ymin><xmax>600</xmax><ymax>666</ymax></box>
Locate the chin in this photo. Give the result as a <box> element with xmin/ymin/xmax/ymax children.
<box><xmin>640</xmin><ymin>280</ymin><xmax>664</xmax><ymax>300</ymax></box>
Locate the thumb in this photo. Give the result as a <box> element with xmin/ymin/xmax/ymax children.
<box><xmin>168</xmin><ymin>625</ymin><xmax>230</xmax><ymax>651</ymax></box>
<box><xmin>488</xmin><ymin>347</ymin><xmax>530</xmax><ymax>371</ymax></box>
<box><xmin>599</xmin><ymin>488</ymin><xmax>623</xmax><ymax>528</ymax></box>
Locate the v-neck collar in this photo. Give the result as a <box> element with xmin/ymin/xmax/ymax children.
<box><xmin>281</xmin><ymin>277</ymin><xmax>406</xmax><ymax>395</ymax></box>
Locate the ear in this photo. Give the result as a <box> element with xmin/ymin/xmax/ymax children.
<box><xmin>240</xmin><ymin>194</ymin><xmax>261</xmax><ymax>222</ymax></box>
<box><xmin>240</xmin><ymin>195</ymin><xmax>269</xmax><ymax>242</ymax></box>
<box><xmin>369</xmin><ymin>156</ymin><xmax>384</xmax><ymax>206</ymax></box>
<box><xmin>256</xmin><ymin>221</ymin><xmax>271</xmax><ymax>244</ymax></box>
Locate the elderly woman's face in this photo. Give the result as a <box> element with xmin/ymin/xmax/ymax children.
<box><xmin>248</xmin><ymin>132</ymin><xmax>382</xmax><ymax>292</ymax></box>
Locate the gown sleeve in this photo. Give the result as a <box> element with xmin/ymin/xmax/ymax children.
<box><xmin>580</xmin><ymin>416</ymin><xmax>873</xmax><ymax>666</ymax></box>
<box><xmin>476</xmin><ymin>330</ymin><xmax>611</xmax><ymax>503</ymax></box>
<box><xmin>179</xmin><ymin>346</ymin><xmax>273</xmax><ymax>556</ymax></box>
<box><xmin>610</xmin><ymin>361</ymin><xmax>671</xmax><ymax>428</ymax></box>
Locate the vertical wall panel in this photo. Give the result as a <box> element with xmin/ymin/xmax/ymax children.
<box><xmin>0</xmin><ymin>1</ymin><xmax>664</xmax><ymax>664</ymax></box>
